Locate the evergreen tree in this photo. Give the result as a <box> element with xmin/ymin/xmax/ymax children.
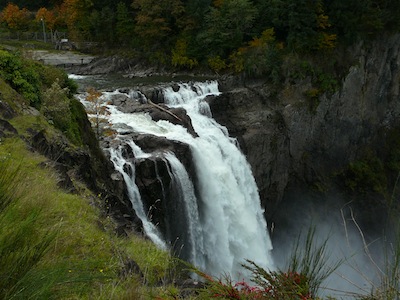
<box><xmin>197</xmin><ymin>0</ymin><xmax>257</xmax><ymax>57</ymax></box>
<box><xmin>116</xmin><ymin>2</ymin><xmax>134</xmax><ymax>46</ymax></box>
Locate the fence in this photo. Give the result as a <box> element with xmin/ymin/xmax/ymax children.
<box><xmin>0</xmin><ymin>31</ymin><xmax>67</xmax><ymax>44</ymax></box>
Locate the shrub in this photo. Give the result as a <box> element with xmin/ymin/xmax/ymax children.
<box><xmin>342</xmin><ymin>157</ymin><xmax>387</xmax><ymax>195</ymax></box>
<box><xmin>41</xmin><ymin>79</ymin><xmax>71</xmax><ymax>132</ymax></box>
<box><xmin>194</xmin><ymin>269</ymin><xmax>312</xmax><ymax>299</ymax></box>
<box><xmin>0</xmin><ymin>50</ymin><xmax>41</xmax><ymax>108</ymax></box>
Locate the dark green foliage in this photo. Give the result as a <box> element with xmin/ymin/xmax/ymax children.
<box><xmin>196</xmin><ymin>0</ymin><xmax>257</xmax><ymax>57</ymax></box>
<box><xmin>0</xmin><ymin>50</ymin><xmax>77</xmax><ymax>110</ymax></box>
<box><xmin>116</xmin><ymin>2</ymin><xmax>135</xmax><ymax>46</ymax></box>
<box><xmin>88</xmin><ymin>7</ymin><xmax>116</xmax><ymax>45</ymax></box>
<box><xmin>343</xmin><ymin>156</ymin><xmax>387</xmax><ymax>195</ymax></box>
<box><xmin>325</xmin><ymin>0</ymin><xmax>400</xmax><ymax>43</ymax></box>
<box><xmin>0</xmin><ymin>50</ymin><xmax>41</xmax><ymax>108</ymax></box>
<box><xmin>34</xmin><ymin>62</ymin><xmax>78</xmax><ymax>97</ymax></box>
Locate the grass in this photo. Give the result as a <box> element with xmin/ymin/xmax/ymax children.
<box><xmin>0</xmin><ymin>137</ymin><xmax>179</xmax><ymax>299</ymax></box>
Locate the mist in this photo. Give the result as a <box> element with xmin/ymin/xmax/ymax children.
<box><xmin>270</xmin><ymin>186</ymin><xmax>394</xmax><ymax>299</ymax></box>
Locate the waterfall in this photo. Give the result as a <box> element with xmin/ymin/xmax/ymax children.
<box><xmin>108</xmin><ymin>141</ymin><xmax>168</xmax><ymax>250</ymax></box>
<box><xmin>103</xmin><ymin>81</ymin><xmax>274</xmax><ymax>279</ymax></box>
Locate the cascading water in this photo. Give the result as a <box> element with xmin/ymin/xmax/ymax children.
<box><xmin>108</xmin><ymin>141</ymin><xmax>168</xmax><ymax>250</ymax></box>
<box><xmin>93</xmin><ymin>81</ymin><xmax>274</xmax><ymax>279</ymax></box>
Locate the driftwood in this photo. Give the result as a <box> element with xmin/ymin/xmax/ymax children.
<box><xmin>148</xmin><ymin>100</ymin><xmax>183</xmax><ymax>122</ymax></box>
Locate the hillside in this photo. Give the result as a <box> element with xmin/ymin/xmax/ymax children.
<box><xmin>0</xmin><ymin>48</ymin><xmax>190</xmax><ymax>299</ymax></box>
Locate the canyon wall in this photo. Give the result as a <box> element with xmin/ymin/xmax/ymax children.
<box><xmin>209</xmin><ymin>34</ymin><xmax>400</xmax><ymax>225</ymax></box>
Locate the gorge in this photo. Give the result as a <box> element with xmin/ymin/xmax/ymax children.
<box><xmin>66</xmin><ymin>33</ymin><xmax>400</xmax><ymax>297</ymax></box>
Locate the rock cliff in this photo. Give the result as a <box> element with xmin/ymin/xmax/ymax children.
<box><xmin>209</xmin><ymin>34</ymin><xmax>400</xmax><ymax>226</ymax></box>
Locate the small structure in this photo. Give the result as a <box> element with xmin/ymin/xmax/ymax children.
<box><xmin>55</xmin><ymin>39</ymin><xmax>76</xmax><ymax>51</ymax></box>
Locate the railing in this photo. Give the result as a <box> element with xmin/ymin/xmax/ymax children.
<box><xmin>0</xmin><ymin>31</ymin><xmax>67</xmax><ymax>43</ymax></box>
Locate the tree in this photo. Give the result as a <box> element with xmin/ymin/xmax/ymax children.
<box><xmin>132</xmin><ymin>0</ymin><xmax>185</xmax><ymax>49</ymax></box>
<box><xmin>85</xmin><ymin>87</ymin><xmax>109</xmax><ymax>138</ymax></box>
<box><xmin>35</xmin><ymin>7</ymin><xmax>56</xmax><ymax>30</ymax></box>
<box><xmin>88</xmin><ymin>7</ymin><xmax>116</xmax><ymax>44</ymax></box>
<box><xmin>253</xmin><ymin>0</ymin><xmax>335</xmax><ymax>52</ymax></box>
<box><xmin>60</xmin><ymin>0</ymin><xmax>94</xmax><ymax>40</ymax></box>
<box><xmin>116</xmin><ymin>2</ymin><xmax>134</xmax><ymax>45</ymax></box>
<box><xmin>196</xmin><ymin>0</ymin><xmax>257</xmax><ymax>57</ymax></box>
<box><xmin>0</xmin><ymin>3</ymin><xmax>30</xmax><ymax>31</ymax></box>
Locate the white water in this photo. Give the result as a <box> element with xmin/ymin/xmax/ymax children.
<box><xmin>108</xmin><ymin>141</ymin><xmax>167</xmax><ymax>250</ymax></box>
<box><xmin>102</xmin><ymin>81</ymin><xmax>274</xmax><ymax>279</ymax></box>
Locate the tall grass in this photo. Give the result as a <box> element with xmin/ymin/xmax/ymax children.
<box><xmin>287</xmin><ymin>226</ymin><xmax>343</xmax><ymax>297</ymax></box>
<box><xmin>0</xmin><ymin>138</ymin><xmax>181</xmax><ymax>299</ymax></box>
<box><xmin>0</xmin><ymin>158</ymin><xmax>57</xmax><ymax>299</ymax></box>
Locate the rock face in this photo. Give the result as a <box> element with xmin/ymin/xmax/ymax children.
<box><xmin>104</xmin><ymin>132</ymin><xmax>196</xmax><ymax>259</ymax></box>
<box><xmin>209</xmin><ymin>34</ymin><xmax>400</xmax><ymax>222</ymax></box>
<box><xmin>27</xmin><ymin>100</ymin><xmax>142</xmax><ymax>234</ymax></box>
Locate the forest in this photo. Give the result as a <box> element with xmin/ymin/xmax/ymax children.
<box><xmin>1</xmin><ymin>0</ymin><xmax>400</xmax><ymax>75</ymax></box>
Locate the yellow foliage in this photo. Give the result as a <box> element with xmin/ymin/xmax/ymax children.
<box><xmin>86</xmin><ymin>87</ymin><xmax>102</xmax><ymax>102</ymax></box>
<box><xmin>35</xmin><ymin>7</ymin><xmax>56</xmax><ymax>29</ymax></box>
<box><xmin>317</xmin><ymin>14</ymin><xmax>330</xmax><ymax>30</ymax></box>
<box><xmin>249</xmin><ymin>28</ymin><xmax>275</xmax><ymax>48</ymax></box>
<box><xmin>207</xmin><ymin>56</ymin><xmax>227</xmax><ymax>73</ymax></box>
<box><xmin>1</xmin><ymin>3</ymin><xmax>29</xmax><ymax>30</ymax></box>
<box><xmin>171</xmin><ymin>39</ymin><xmax>198</xmax><ymax>69</ymax></box>
<box><xmin>229</xmin><ymin>51</ymin><xmax>244</xmax><ymax>73</ymax></box>
<box><xmin>318</xmin><ymin>33</ymin><xmax>337</xmax><ymax>49</ymax></box>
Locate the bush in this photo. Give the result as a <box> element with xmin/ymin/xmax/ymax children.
<box><xmin>41</xmin><ymin>79</ymin><xmax>71</xmax><ymax>132</ymax></box>
<box><xmin>0</xmin><ymin>50</ymin><xmax>41</xmax><ymax>108</ymax></box>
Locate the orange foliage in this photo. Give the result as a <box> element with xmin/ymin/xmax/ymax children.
<box><xmin>35</xmin><ymin>7</ymin><xmax>56</xmax><ymax>30</ymax></box>
<box><xmin>1</xmin><ymin>3</ymin><xmax>30</xmax><ymax>30</ymax></box>
<box><xmin>59</xmin><ymin>0</ymin><xmax>93</xmax><ymax>39</ymax></box>
<box><xmin>213</xmin><ymin>0</ymin><xmax>224</xmax><ymax>7</ymax></box>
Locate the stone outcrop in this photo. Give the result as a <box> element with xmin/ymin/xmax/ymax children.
<box><xmin>27</xmin><ymin>101</ymin><xmax>142</xmax><ymax>235</ymax></box>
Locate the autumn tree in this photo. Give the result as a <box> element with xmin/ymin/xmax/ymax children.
<box><xmin>60</xmin><ymin>0</ymin><xmax>93</xmax><ymax>40</ymax></box>
<box><xmin>35</xmin><ymin>7</ymin><xmax>56</xmax><ymax>30</ymax></box>
<box><xmin>1</xmin><ymin>3</ymin><xmax>30</xmax><ymax>32</ymax></box>
<box><xmin>85</xmin><ymin>87</ymin><xmax>109</xmax><ymax>138</ymax></box>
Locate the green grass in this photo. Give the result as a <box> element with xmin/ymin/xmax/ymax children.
<box><xmin>0</xmin><ymin>137</ymin><xmax>178</xmax><ymax>299</ymax></box>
